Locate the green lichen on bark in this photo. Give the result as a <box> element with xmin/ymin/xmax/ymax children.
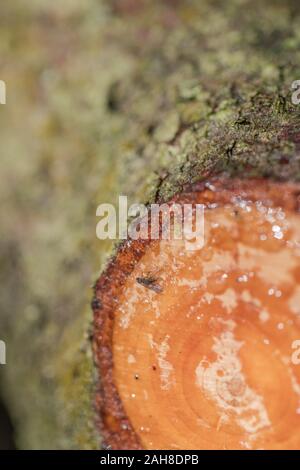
<box><xmin>0</xmin><ymin>0</ymin><xmax>300</xmax><ymax>449</ymax></box>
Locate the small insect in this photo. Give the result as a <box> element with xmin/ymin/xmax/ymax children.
<box><xmin>91</xmin><ymin>297</ymin><xmax>102</xmax><ymax>310</ymax></box>
<box><xmin>136</xmin><ymin>275</ymin><xmax>163</xmax><ymax>293</ymax></box>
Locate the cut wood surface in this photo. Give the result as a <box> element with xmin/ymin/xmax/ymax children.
<box><xmin>93</xmin><ymin>179</ymin><xmax>300</xmax><ymax>449</ymax></box>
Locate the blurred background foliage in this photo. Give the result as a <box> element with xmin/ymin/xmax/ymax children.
<box><xmin>0</xmin><ymin>0</ymin><xmax>118</xmax><ymax>449</ymax></box>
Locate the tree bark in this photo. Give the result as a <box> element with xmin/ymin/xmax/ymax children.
<box><xmin>0</xmin><ymin>0</ymin><xmax>300</xmax><ymax>449</ymax></box>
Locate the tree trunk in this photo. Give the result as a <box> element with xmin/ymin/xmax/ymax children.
<box><xmin>0</xmin><ymin>0</ymin><xmax>300</xmax><ymax>449</ymax></box>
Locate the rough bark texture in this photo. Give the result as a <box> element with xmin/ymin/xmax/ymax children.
<box><xmin>0</xmin><ymin>0</ymin><xmax>300</xmax><ymax>449</ymax></box>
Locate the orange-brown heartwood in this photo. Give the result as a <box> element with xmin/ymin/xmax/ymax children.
<box><xmin>93</xmin><ymin>178</ymin><xmax>300</xmax><ymax>450</ymax></box>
